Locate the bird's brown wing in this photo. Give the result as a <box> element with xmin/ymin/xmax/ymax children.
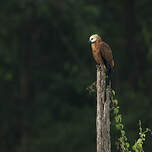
<box><xmin>100</xmin><ymin>42</ymin><xmax>114</xmax><ymax>68</ymax></box>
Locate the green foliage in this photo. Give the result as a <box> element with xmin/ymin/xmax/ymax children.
<box><xmin>112</xmin><ymin>90</ymin><xmax>152</xmax><ymax>152</ymax></box>
<box><xmin>132</xmin><ymin>121</ymin><xmax>152</xmax><ymax>152</ymax></box>
<box><xmin>112</xmin><ymin>90</ymin><xmax>131</xmax><ymax>152</ymax></box>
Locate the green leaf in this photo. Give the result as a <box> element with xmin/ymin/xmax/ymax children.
<box><xmin>116</xmin><ymin>123</ymin><xmax>124</xmax><ymax>130</ymax></box>
<box><xmin>132</xmin><ymin>145</ymin><xmax>136</xmax><ymax>151</ymax></box>
<box><xmin>119</xmin><ymin>137</ymin><xmax>123</xmax><ymax>142</ymax></box>
<box><xmin>137</xmin><ymin>138</ymin><xmax>142</xmax><ymax>144</ymax></box>
<box><xmin>126</xmin><ymin>142</ymin><xmax>130</xmax><ymax>148</ymax></box>
<box><xmin>115</xmin><ymin>114</ymin><xmax>122</xmax><ymax>123</ymax></box>
<box><xmin>113</xmin><ymin>99</ymin><xmax>118</xmax><ymax>105</ymax></box>
<box><xmin>121</xmin><ymin>130</ymin><xmax>125</xmax><ymax>136</ymax></box>
<box><xmin>112</xmin><ymin>90</ymin><xmax>116</xmax><ymax>96</ymax></box>
<box><xmin>114</xmin><ymin>107</ymin><xmax>119</xmax><ymax>114</ymax></box>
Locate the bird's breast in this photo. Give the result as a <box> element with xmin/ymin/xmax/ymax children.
<box><xmin>91</xmin><ymin>47</ymin><xmax>101</xmax><ymax>64</ymax></box>
<box><xmin>91</xmin><ymin>43</ymin><xmax>97</xmax><ymax>52</ymax></box>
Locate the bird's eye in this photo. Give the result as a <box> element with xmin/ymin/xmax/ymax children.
<box><xmin>91</xmin><ymin>38</ymin><xmax>93</xmax><ymax>40</ymax></box>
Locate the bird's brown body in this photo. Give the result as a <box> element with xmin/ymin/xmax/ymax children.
<box><xmin>89</xmin><ymin>34</ymin><xmax>114</xmax><ymax>71</ymax></box>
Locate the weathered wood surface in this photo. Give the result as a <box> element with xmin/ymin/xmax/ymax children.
<box><xmin>96</xmin><ymin>65</ymin><xmax>111</xmax><ymax>152</ymax></box>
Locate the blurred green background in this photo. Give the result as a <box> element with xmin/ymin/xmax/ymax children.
<box><xmin>0</xmin><ymin>0</ymin><xmax>152</xmax><ymax>152</ymax></box>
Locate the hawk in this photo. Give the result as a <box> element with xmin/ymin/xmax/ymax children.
<box><xmin>89</xmin><ymin>34</ymin><xmax>114</xmax><ymax>73</ymax></box>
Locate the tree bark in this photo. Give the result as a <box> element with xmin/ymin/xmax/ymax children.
<box><xmin>96</xmin><ymin>65</ymin><xmax>111</xmax><ymax>152</ymax></box>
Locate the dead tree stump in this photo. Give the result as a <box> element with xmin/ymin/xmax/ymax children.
<box><xmin>96</xmin><ymin>65</ymin><xmax>111</xmax><ymax>152</ymax></box>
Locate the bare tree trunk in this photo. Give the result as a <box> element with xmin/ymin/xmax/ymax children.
<box><xmin>96</xmin><ymin>65</ymin><xmax>111</xmax><ymax>152</ymax></box>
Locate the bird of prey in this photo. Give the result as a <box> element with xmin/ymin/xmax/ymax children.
<box><xmin>89</xmin><ymin>34</ymin><xmax>114</xmax><ymax>73</ymax></box>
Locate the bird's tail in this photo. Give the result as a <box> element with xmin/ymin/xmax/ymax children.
<box><xmin>106</xmin><ymin>64</ymin><xmax>113</xmax><ymax>86</ymax></box>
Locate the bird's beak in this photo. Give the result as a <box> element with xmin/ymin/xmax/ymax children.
<box><xmin>88</xmin><ymin>39</ymin><xmax>91</xmax><ymax>43</ymax></box>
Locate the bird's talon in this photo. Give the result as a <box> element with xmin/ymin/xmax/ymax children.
<box><xmin>103</xmin><ymin>66</ymin><xmax>107</xmax><ymax>72</ymax></box>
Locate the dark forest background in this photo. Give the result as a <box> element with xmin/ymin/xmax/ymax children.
<box><xmin>0</xmin><ymin>0</ymin><xmax>152</xmax><ymax>152</ymax></box>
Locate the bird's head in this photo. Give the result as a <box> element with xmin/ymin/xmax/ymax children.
<box><xmin>89</xmin><ymin>34</ymin><xmax>102</xmax><ymax>43</ymax></box>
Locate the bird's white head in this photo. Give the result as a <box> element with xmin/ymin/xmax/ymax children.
<box><xmin>89</xmin><ymin>34</ymin><xmax>100</xmax><ymax>43</ymax></box>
